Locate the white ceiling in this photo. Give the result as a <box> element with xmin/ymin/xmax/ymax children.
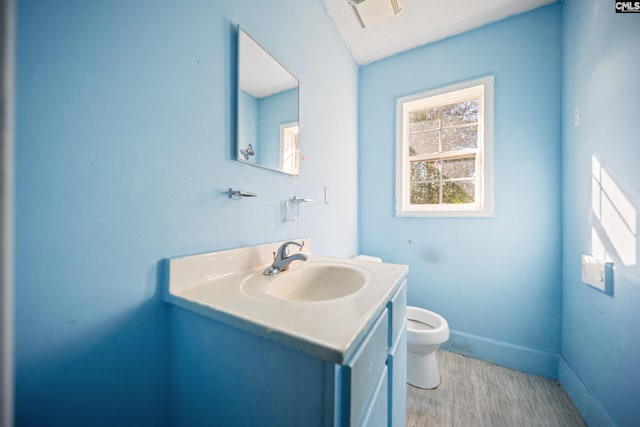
<box><xmin>323</xmin><ymin>0</ymin><xmax>556</xmax><ymax>65</ymax></box>
<box><xmin>239</xmin><ymin>30</ymin><xmax>298</xmax><ymax>99</ymax></box>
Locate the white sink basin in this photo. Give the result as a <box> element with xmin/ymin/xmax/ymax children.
<box><xmin>166</xmin><ymin>239</ymin><xmax>409</xmax><ymax>362</ymax></box>
<box><xmin>241</xmin><ymin>262</ymin><xmax>369</xmax><ymax>302</ymax></box>
<box><xmin>267</xmin><ymin>264</ymin><xmax>367</xmax><ymax>302</ymax></box>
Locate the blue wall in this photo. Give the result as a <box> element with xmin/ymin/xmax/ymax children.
<box><xmin>559</xmin><ymin>1</ymin><xmax>640</xmax><ymax>426</ymax></box>
<box><xmin>358</xmin><ymin>5</ymin><xmax>563</xmax><ymax>378</ymax></box>
<box><xmin>15</xmin><ymin>0</ymin><xmax>358</xmax><ymax>425</ymax></box>
<box><xmin>257</xmin><ymin>88</ymin><xmax>299</xmax><ymax>168</ymax></box>
<box><xmin>238</xmin><ymin>87</ymin><xmax>298</xmax><ymax>169</ymax></box>
<box><xmin>238</xmin><ymin>89</ymin><xmax>259</xmax><ymax>162</ymax></box>
<box><xmin>15</xmin><ymin>0</ymin><xmax>640</xmax><ymax>425</ymax></box>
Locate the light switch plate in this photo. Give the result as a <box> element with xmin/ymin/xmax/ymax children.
<box><xmin>581</xmin><ymin>254</ymin><xmax>614</xmax><ymax>294</ymax></box>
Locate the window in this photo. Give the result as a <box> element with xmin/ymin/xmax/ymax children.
<box><xmin>280</xmin><ymin>121</ymin><xmax>299</xmax><ymax>175</ymax></box>
<box><xmin>396</xmin><ymin>76</ymin><xmax>493</xmax><ymax>217</ymax></box>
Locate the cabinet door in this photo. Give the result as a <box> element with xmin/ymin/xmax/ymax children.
<box><xmin>342</xmin><ymin>309</ymin><xmax>389</xmax><ymax>426</ymax></box>
<box><xmin>360</xmin><ymin>367</ymin><xmax>388</xmax><ymax>427</ymax></box>
<box><xmin>388</xmin><ymin>323</ymin><xmax>407</xmax><ymax>426</ymax></box>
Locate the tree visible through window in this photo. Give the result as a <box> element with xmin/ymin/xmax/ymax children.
<box><xmin>396</xmin><ymin>77</ymin><xmax>493</xmax><ymax>217</ymax></box>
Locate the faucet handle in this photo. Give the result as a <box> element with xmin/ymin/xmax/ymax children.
<box><xmin>289</xmin><ymin>240</ymin><xmax>304</xmax><ymax>256</ymax></box>
<box><xmin>282</xmin><ymin>240</ymin><xmax>303</xmax><ymax>252</ymax></box>
<box><xmin>275</xmin><ymin>240</ymin><xmax>305</xmax><ymax>260</ymax></box>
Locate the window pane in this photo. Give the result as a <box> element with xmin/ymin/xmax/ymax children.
<box><xmin>441</xmin><ymin>157</ymin><xmax>476</xmax><ymax>179</ymax></box>
<box><xmin>397</xmin><ymin>79</ymin><xmax>491</xmax><ymax>216</ymax></box>
<box><xmin>409</xmin><ymin>131</ymin><xmax>439</xmax><ymax>156</ymax></box>
<box><xmin>441</xmin><ymin>99</ymin><xmax>478</xmax><ymax>127</ymax></box>
<box><xmin>442</xmin><ymin>125</ymin><xmax>478</xmax><ymax>152</ymax></box>
<box><xmin>409</xmin><ymin>108</ymin><xmax>440</xmax><ymax>132</ymax></box>
<box><xmin>442</xmin><ymin>180</ymin><xmax>475</xmax><ymax>204</ymax></box>
<box><xmin>411</xmin><ymin>182</ymin><xmax>439</xmax><ymax>205</ymax></box>
<box><xmin>411</xmin><ymin>160</ymin><xmax>440</xmax><ymax>181</ymax></box>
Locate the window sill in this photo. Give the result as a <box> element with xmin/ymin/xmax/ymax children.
<box><xmin>395</xmin><ymin>209</ymin><xmax>494</xmax><ymax>218</ymax></box>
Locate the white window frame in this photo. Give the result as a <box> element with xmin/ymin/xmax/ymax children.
<box><xmin>396</xmin><ymin>76</ymin><xmax>494</xmax><ymax>217</ymax></box>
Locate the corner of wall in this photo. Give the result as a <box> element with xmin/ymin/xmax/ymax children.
<box><xmin>558</xmin><ymin>357</ymin><xmax>616</xmax><ymax>427</ymax></box>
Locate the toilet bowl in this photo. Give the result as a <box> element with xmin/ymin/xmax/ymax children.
<box><xmin>407</xmin><ymin>306</ymin><xmax>450</xmax><ymax>389</ymax></box>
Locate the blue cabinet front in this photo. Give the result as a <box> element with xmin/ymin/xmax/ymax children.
<box><xmin>169</xmin><ymin>279</ymin><xmax>408</xmax><ymax>427</ymax></box>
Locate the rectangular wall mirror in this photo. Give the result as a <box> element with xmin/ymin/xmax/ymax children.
<box><xmin>237</xmin><ymin>29</ymin><xmax>300</xmax><ymax>176</ymax></box>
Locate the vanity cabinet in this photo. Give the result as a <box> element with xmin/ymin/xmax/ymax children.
<box><xmin>169</xmin><ymin>279</ymin><xmax>407</xmax><ymax>427</ymax></box>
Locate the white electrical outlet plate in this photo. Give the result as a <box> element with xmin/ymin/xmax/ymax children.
<box><xmin>581</xmin><ymin>254</ymin><xmax>614</xmax><ymax>294</ymax></box>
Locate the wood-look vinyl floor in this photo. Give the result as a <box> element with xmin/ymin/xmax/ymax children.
<box><xmin>407</xmin><ymin>350</ymin><xmax>585</xmax><ymax>427</ymax></box>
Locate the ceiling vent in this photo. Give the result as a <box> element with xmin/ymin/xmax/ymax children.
<box><xmin>349</xmin><ymin>0</ymin><xmax>402</xmax><ymax>29</ymax></box>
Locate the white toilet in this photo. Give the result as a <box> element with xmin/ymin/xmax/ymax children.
<box><xmin>406</xmin><ymin>306</ymin><xmax>450</xmax><ymax>389</ymax></box>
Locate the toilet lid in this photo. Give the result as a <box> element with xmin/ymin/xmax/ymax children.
<box><xmin>408</xmin><ymin>318</ymin><xmax>434</xmax><ymax>331</ymax></box>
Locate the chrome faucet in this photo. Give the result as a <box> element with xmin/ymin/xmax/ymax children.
<box><xmin>264</xmin><ymin>240</ymin><xmax>308</xmax><ymax>276</ymax></box>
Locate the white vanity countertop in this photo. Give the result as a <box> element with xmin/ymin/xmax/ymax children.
<box><xmin>164</xmin><ymin>240</ymin><xmax>408</xmax><ymax>364</ymax></box>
